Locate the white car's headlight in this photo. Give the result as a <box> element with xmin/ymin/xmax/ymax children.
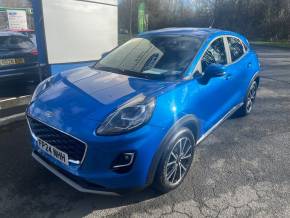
<box><xmin>97</xmin><ymin>96</ymin><xmax>156</xmax><ymax>135</ymax></box>
<box><xmin>31</xmin><ymin>76</ymin><xmax>53</xmax><ymax>103</ymax></box>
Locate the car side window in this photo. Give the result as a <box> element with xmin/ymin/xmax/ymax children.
<box><xmin>227</xmin><ymin>37</ymin><xmax>245</xmax><ymax>62</ymax></box>
<box><xmin>201</xmin><ymin>38</ymin><xmax>227</xmax><ymax>72</ymax></box>
<box><xmin>242</xmin><ymin>41</ymin><xmax>248</xmax><ymax>52</ymax></box>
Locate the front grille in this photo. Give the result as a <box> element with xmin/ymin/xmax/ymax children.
<box><xmin>28</xmin><ymin>117</ymin><xmax>86</xmax><ymax>163</ymax></box>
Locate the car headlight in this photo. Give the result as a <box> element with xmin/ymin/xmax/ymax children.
<box><xmin>31</xmin><ymin>76</ymin><xmax>53</xmax><ymax>103</ymax></box>
<box><xmin>97</xmin><ymin>96</ymin><xmax>156</xmax><ymax>135</ymax></box>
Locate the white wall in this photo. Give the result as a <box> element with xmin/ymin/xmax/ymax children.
<box><xmin>42</xmin><ymin>0</ymin><xmax>118</xmax><ymax>64</ymax></box>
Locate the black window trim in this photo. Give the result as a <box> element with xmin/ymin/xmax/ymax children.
<box><xmin>225</xmin><ymin>35</ymin><xmax>249</xmax><ymax>64</ymax></box>
<box><xmin>199</xmin><ymin>36</ymin><xmax>229</xmax><ymax>73</ymax></box>
<box><xmin>189</xmin><ymin>35</ymin><xmax>227</xmax><ymax>78</ymax></box>
<box><xmin>188</xmin><ymin>34</ymin><xmax>249</xmax><ymax>80</ymax></box>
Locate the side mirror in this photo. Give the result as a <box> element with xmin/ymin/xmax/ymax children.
<box><xmin>204</xmin><ymin>64</ymin><xmax>226</xmax><ymax>77</ymax></box>
<box><xmin>193</xmin><ymin>70</ymin><xmax>204</xmax><ymax>79</ymax></box>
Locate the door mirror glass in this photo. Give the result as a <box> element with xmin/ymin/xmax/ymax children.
<box><xmin>204</xmin><ymin>63</ymin><xmax>226</xmax><ymax>77</ymax></box>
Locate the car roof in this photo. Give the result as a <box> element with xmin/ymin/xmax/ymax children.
<box><xmin>139</xmin><ymin>27</ymin><xmax>243</xmax><ymax>39</ymax></box>
<box><xmin>0</xmin><ymin>31</ymin><xmax>27</xmax><ymax>37</ymax></box>
<box><xmin>140</xmin><ymin>27</ymin><xmax>220</xmax><ymax>36</ymax></box>
<box><xmin>139</xmin><ymin>27</ymin><xmax>248</xmax><ymax>47</ymax></box>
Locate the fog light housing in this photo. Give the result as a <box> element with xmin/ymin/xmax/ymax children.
<box><xmin>111</xmin><ymin>152</ymin><xmax>135</xmax><ymax>173</ymax></box>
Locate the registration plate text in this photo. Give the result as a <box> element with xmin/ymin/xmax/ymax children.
<box><xmin>37</xmin><ymin>138</ymin><xmax>69</xmax><ymax>165</ymax></box>
<box><xmin>0</xmin><ymin>58</ymin><xmax>25</xmax><ymax>66</ymax></box>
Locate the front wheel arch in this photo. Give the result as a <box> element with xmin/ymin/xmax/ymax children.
<box><xmin>145</xmin><ymin>115</ymin><xmax>199</xmax><ymax>187</ymax></box>
<box><xmin>152</xmin><ymin>127</ymin><xmax>195</xmax><ymax>193</ymax></box>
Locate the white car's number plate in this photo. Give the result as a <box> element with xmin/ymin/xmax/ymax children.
<box><xmin>37</xmin><ymin>138</ymin><xmax>69</xmax><ymax>165</ymax></box>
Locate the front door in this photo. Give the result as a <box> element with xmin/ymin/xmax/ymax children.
<box><xmin>194</xmin><ymin>37</ymin><xmax>234</xmax><ymax>133</ymax></box>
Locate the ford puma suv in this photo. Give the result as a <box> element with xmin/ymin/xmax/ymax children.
<box><xmin>27</xmin><ymin>28</ymin><xmax>260</xmax><ymax>195</ymax></box>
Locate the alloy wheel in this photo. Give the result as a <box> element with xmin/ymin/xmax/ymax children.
<box><xmin>246</xmin><ymin>82</ymin><xmax>257</xmax><ymax>113</ymax></box>
<box><xmin>165</xmin><ymin>137</ymin><xmax>193</xmax><ymax>186</ymax></box>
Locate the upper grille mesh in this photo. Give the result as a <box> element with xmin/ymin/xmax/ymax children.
<box><xmin>28</xmin><ymin>117</ymin><xmax>86</xmax><ymax>163</ymax></box>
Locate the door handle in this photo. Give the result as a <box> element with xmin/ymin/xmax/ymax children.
<box><xmin>225</xmin><ymin>73</ymin><xmax>232</xmax><ymax>80</ymax></box>
<box><xmin>247</xmin><ymin>62</ymin><xmax>252</xmax><ymax>68</ymax></box>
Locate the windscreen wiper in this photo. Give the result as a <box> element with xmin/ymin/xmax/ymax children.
<box><xmin>95</xmin><ymin>66</ymin><xmax>125</xmax><ymax>74</ymax></box>
<box><xmin>95</xmin><ymin>66</ymin><xmax>163</xmax><ymax>80</ymax></box>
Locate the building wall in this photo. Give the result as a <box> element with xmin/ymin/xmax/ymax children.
<box><xmin>0</xmin><ymin>0</ymin><xmax>33</xmax><ymax>30</ymax></box>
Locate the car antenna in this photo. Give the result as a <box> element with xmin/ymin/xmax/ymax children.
<box><xmin>209</xmin><ymin>18</ymin><xmax>215</xmax><ymax>28</ymax></box>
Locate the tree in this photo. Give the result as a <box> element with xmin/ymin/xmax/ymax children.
<box><xmin>118</xmin><ymin>0</ymin><xmax>290</xmax><ymax>41</ymax></box>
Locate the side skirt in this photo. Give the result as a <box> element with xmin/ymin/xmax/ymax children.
<box><xmin>196</xmin><ymin>102</ymin><xmax>244</xmax><ymax>145</ymax></box>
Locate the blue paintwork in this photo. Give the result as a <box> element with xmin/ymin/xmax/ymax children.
<box><xmin>27</xmin><ymin>28</ymin><xmax>260</xmax><ymax>191</ymax></box>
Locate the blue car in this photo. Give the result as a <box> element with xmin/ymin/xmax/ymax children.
<box><xmin>27</xmin><ymin>28</ymin><xmax>260</xmax><ymax>195</ymax></box>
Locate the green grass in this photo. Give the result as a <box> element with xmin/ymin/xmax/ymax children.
<box><xmin>251</xmin><ymin>41</ymin><xmax>290</xmax><ymax>49</ymax></box>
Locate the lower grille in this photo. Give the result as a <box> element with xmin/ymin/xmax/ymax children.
<box><xmin>28</xmin><ymin>116</ymin><xmax>86</xmax><ymax>164</ymax></box>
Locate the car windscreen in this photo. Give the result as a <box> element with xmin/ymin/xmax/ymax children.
<box><xmin>94</xmin><ymin>35</ymin><xmax>205</xmax><ymax>80</ymax></box>
<box><xmin>0</xmin><ymin>35</ymin><xmax>35</xmax><ymax>50</ymax></box>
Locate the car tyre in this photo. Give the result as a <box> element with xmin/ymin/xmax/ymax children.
<box><xmin>153</xmin><ymin>127</ymin><xmax>195</xmax><ymax>193</ymax></box>
<box><xmin>237</xmin><ymin>80</ymin><xmax>258</xmax><ymax>117</ymax></box>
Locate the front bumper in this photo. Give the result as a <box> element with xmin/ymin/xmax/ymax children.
<box><xmin>32</xmin><ymin>152</ymin><xmax>120</xmax><ymax>195</ymax></box>
<box><xmin>28</xmin><ymin>114</ymin><xmax>167</xmax><ymax>193</ymax></box>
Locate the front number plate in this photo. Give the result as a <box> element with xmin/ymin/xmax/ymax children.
<box><xmin>37</xmin><ymin>138</ymin><xmax>69</xmax><ymax>165</ymax></box>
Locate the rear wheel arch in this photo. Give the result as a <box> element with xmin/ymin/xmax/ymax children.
<box><xmin>248</xmin><ymin>73</ymin><xmax>260</xmax><ymax>94</ymax></box>
<box><xmin>243</xmin><ymin>72</ymin><xmax>260</xmax><ymax>98</ymax></box>
<box><xmin>145</xmin><ymin>114</ymin><xmax>199</xmax><ymax>187</ymax></box>
<box><xmin>254</xmin><ymin>76</ymin><xmax>260</xmax><ymax>87</ymax></box>
<box><xmin>236</xmin><ymin>76</ymin><xmax>259</xmax><ymax>117</ymax></box>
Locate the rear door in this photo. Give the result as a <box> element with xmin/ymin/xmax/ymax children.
<box><xmin>0</xmin><ymin>35</ymin><xmax>38</xmax><ymax>71</ymax></box>
<box><xmin>225</xmin><ymin>36</ymin><xmax>251</xmax><ymax>104</ymax></box>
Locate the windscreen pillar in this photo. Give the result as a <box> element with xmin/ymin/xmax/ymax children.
<box><xmin>32</xmin><ymin>0</ymin><xmax>118</xmax><ymax>76</ymax></box>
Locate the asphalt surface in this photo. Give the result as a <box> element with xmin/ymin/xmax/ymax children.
<box><xmin>1</xmin><ymin>45</ymin><xmax>290</xmax><ymax>218</ymax></box>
